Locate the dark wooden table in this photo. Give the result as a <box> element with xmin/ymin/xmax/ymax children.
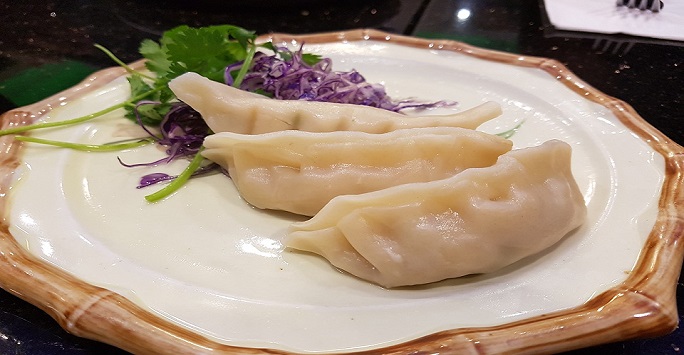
<box><xmin>1</xmin><ymin>0</ymin><xmax>682</xmax><ymax>353</ymax></box>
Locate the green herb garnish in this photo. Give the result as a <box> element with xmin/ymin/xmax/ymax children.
<box><xmin>144</xmin><ymin>146</ymin><xmax>207</xmax><ymax>203</ymax></box>
<box><xmin>495</xmin><ymin>119</ymin><xmax>525</xmax><ymax>139</ymax></box>
<box><xmin>127</xmin><ymin>25</ymin><xmax>258</xmax><ymax>125</ymax></box>
<box><xmin>0</xmin><ymin>24</ymin><xmax>261</xmax><ymax>202</ymax></box>
<box><xmin>14</xmin><ymin>136</ymin><xmax>154</xmax><ymax>151</ymax></box>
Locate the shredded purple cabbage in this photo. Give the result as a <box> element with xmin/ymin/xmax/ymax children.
<box><xmin>226</xmin><ymin>46</ymin><xmax>455</xmax><ymax>112</ymax></box>
<box><xmin>120</xmin><ymin>101</ymin><xmax>219</xmax><ymax>188</ymax></box>
<box><xmin>138</xmin><ymin>172</ymin><xmax>176</xmax><ymax>187</ymax></box>
<box><xmin>135</xmin><ymin>164</ymin><xmax>221</xmax><ymax>188</ymax></box>
<box><xmin>157</xmin><ymin>103</ymin><xmax>207</xmax><ymax>160</ymax></box>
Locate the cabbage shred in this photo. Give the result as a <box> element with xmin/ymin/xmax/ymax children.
<box><xmin>231</xmin><ymin>46</ymin><xmax>453</xmax><ymax>112</ymax></box>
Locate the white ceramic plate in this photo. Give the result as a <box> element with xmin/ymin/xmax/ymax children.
<box><xmin>1</xmin><ymin>30</ymin><xmax>681</xmax><ymax>354</ymax></box>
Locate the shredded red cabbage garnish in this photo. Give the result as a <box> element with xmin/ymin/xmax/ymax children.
<box><xmin>157</xmin><ymin>103</ymin><xmax>208</xmax><ymax>159</ymax></box>
<box><xmin>120</xmin><ymin>101</ymin><xmax>220</xmax><ymax>188</ymax></box>
<box><xmin>135</xmin><ymin>164</ymin><xmax>221</xmax><ymax>188</ymax></box>
<box><xmin>226</xmin><ymin>46</ymin><xmax>455</xmax><ymax>112</ymax></box>
<box><xmin>138</xmin><ymin>172</ymin><xmax>176</xmax><ymax>187</ymax></box>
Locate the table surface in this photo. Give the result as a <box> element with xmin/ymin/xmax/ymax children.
<box><xmin>1</xmin><ymin>0</ymin><xmax>682</xmax><ymax>354</ymax></box>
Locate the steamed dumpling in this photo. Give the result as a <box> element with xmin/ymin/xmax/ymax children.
<box><xmin>285</xmin><ymin>140</ymin><xmax>587</xmax><ymax>288</ymax></box>
<box><xmin>202</xmin><ymin>127</ymin><xmax>513</xmax><ymax>216</ymax></box>
<box><xmin>169</xmin><ymin>72</ymin><xmax>502</xmax><ymax>134</ymax></box>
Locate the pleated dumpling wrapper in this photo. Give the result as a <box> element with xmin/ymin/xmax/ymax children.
<box><xmin>285</xmin><ymin>140</ymin><xmax>587</xmax><ymax>288</ymax></box>
<box><xmin>202</xmin><ymin>127</ymin><xmax>513</xmax><ymax>216</ymax></box>
<box><xmin>168</xmin><ymin>72</ymin><xmax>502</xmax><ymax>134</ymax></box>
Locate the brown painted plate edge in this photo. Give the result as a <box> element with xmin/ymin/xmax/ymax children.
<box><xmin>0</xmin><ymin>29</ymin><xmax>682</xmax><ymax>355</ymax></box>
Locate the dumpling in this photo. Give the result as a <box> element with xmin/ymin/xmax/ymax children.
<box><xmin>169</xmin><ymin>72</ymin><xmax>502</xmax><ymax>134</ymax></box>
<box><xmin>285</xmin><ymin>140</ymin><xmax>587</xmax><ymax>288</ymax></box>
<box><xmin>202</xmin><ymin>127</ymin><xmax>513</xmax><ymax>216</ymax></box>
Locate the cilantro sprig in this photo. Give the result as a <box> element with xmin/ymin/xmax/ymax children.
<box><xmin>0</xmin><ymin>24</ymin><xmax>262</xmax><ymax>202</ymax></box>
<box><xmin>129</xmin><ymin>24</ymin><xmax>258</xmax><ymax>125</ymax></box>
<box><xmin>0</xmin><ymin>25</ymin><xmax>259</xmax><ymax>136</ymax></box>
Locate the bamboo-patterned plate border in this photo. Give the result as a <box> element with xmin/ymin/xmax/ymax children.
<box><xmin>0</xmin><ymin>29</ymin><xmax>682</xmax><ymax>354</ymax></box>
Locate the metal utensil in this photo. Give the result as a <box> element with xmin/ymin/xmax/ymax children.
<box><xmin>616</xmin><ymin>0</ymin><xmax>664</xmax><ymax>12</ymax></box>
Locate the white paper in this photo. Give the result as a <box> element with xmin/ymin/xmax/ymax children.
<box><xmin>543</xmin><ymin>0</ymin><xmax>684</xmax><ymax>41</ymax></box>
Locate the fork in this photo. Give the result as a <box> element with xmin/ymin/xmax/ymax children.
<box><xmin>616</xmin><ymin>0</ymin><xmax>664</xmax><ymax>12</ymax></box>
